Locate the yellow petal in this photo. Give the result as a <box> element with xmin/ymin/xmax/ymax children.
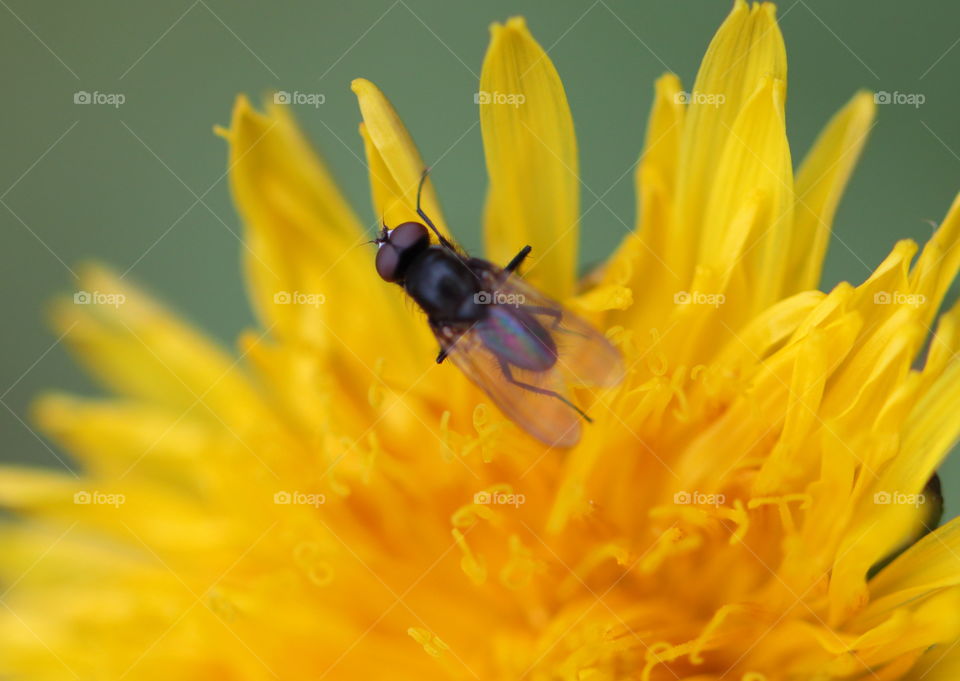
<box><xmin>788</xmin><ymin>92</ymin><xmax>876</xmax><ymax>291</ymax></box>
<box><xmin>923</xmin><ymin>298</ymin><xmax>960</xmax><ymax>391</ymax></box>
<box><xmin>673</xmin><ymin>0</ymin><xmax>786</xmax><ymax>283</ymax></box>
<box><xmin>666</xmin><ymin>193</ymin><xmax>765</xmax><ymax>362</ymax></box>
<box><xmin>222</xmin><ymin>95</ymin><xmax>432</xmax><ymax>373</ymax></box>
<box><xmin>640</xmin><ymin>73</ymin><xmax>685</xmax><ymax>205</ymax></box>
<box><xmin>33</xmin><ymin>394</ymin><xmax>214</xmax><ymax>479</ymax></box>
<box><xmin>223</xmin><ymin>96</ymin><xmax>356</xmax><ymax>343</ymax></box>
<box><xmin>886</xmin><ymin>354</ymin><xmax>960</xmax><ymax>495</ymax></box>
<box><xmin>904</xmin><ymin>640</ymin><xmax>960</xmax><ymax>680</ymax></box>
<box><xmin>0</xmin><ymin>467</ymin><xmax>77</xmax><ymax>508</ymax></box>
<box><xmin>633</xmin><ymin>72</ymin><xmax>686</xmax><ymax>265</ymax></box>
<box><xmin>351</xmin><ymin>78</ymin><xmax>448</xmax><ymax>236</ymax></box>
<box><xmin>677</xmin><ymin>309</ymin><xmax>860</xmax><ymax>490</ymax></box>
<box><xmin>828</xmin><ymin>589</ymin><xmax>960</xmax><ymax>673</ymax></box>
<box><xmin>52</xmin><ymin>265</ymin><xmax>262</xmax><ymax>426</ymax></box>
<box><xmin>480</xmin><ymin>16</ymin><xmax>578</xmax><ymax>298</ymax></box>
<box><xmin>713</xmin><ymin>290</ymin><xmax>825</xmax><ymax>370</ymax></box>
<box><xmin>822</xmin><ymin>306</ymin><xmax>926</xmax><ymax>432</ymax></box>
<box><xmin>602</xmin><ymin>73</ymin><xmax>685</xmax><ymax>332</ymax></box>
<box><xmin>753</xmin><ymin>326</ymin><xmax>828</xmax><ymax>494</ymax></box>
<box><xmin>359</xmin><ymin>121</ymin><xmax>409</xmax><ymax>230</ymax></box>
<box><xmin>829</xmin><ymin>356</ymin><xmax>960</xmax><ymax>623</ymax></box>
<box><xmin>604</xmin><ymin>74</ymin><xmax>685</xmax><ymax>299</ymax></box>
<box><xmin>910</xmin><ymin>192</ymin><xmax>960</xmax><ymax>326</ymax></box>
<box><xmin>865</xmin><ymin>517</ymin><xmax>960</xmax><ymax>618</ymax></box>
<box><xmin>700</xmin><ymin>76</ymin><xmax>793</xmax><ymax>316</ymax></box>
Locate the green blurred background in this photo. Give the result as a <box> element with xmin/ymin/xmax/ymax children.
<box><xmin>2</xmin><ymin>1</ymin><xmax>959</xmax><ymax>511</ymax></box>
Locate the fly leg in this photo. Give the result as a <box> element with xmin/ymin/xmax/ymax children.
<box><xmin>494</xmin><ymin>246</ymin><xmax>533</xmax><ymax>287</ymax></box>
<box><xmin>434</xmin><ymin>323</ymin><xmax>473</xmax><ymax>364</ymax></box>
<box><xmin>524</xmin><ymin>305</ymin><xmax>588</xmax><ymax>339</ymax></box>
<box><xmin>504</xmin><ymin>246</ymin><xmax>532</xmax><ymax>274</ymax></box>
<box><xmin>416</xmin><ymin>169</ymin><xmax>458</xmax><ymax>252</ymax></box>
<box><xmin>497</xmin><ymin>359</ymin><xmax>593</xmax><ymax>422</ymax></box>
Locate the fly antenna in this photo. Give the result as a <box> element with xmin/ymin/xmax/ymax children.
<box><xmin>365</xmin><ymin>217</ymin><xmax>390</xmax><ymax>246</ymax></box>
<box><xmin>415</xmin><ymin>168</ymin><xmax>458</xmax><ymax>253</ymax></box>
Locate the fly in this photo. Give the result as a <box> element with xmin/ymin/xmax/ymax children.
<box><xmin>372</xmin><ymin>171</ymin><xmax>624</xmax><ymax>447</ymax></box>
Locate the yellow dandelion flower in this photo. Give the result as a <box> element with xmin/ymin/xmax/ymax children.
<box><xmin>5</xmin><ymin>2</ymin><xmax>960</xmax><ymax>680</ymax></box>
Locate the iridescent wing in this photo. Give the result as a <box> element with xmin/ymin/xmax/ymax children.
<box><xmin>477</xmin><ymin>267</ymin><xmax>625</xmax><ymax>389</ymax></box>
<box><xmin>436</xmin><ymin>316</ymin><xmax>585</xmax><ymax>448</ymax></box>
<box><xmin>433</xmin><ymin>270</ymin><xmax>624</xmax><ymax>448</ymax></box>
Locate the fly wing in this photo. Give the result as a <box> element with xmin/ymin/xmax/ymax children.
<box><xmin>437</xmin><ymin>320</ymin><xmax>583</xmax><ymax>448</ymax></box>
<box><xmin>490</xmin><ymin>273</ymin><xmax>625</xmax><ymax>389</ymax></box>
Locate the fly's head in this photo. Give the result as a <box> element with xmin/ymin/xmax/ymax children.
<box><xmin>373</xmin><ymin>221</ymin><xmax>430</xmax><ymax>283</ymax></box>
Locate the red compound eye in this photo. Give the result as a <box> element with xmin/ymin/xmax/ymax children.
<box><xmin>375</xmin><ymin>242</ymin><xmax>401</xmax><ymax>282</ymax></box>
<box><xmin>374</xmin><ymin>222</ymin><xmax>429</xmax><ymax>282</ymax></box>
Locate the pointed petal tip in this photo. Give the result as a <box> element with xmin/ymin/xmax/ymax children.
<box><xmin>48</xmin><ymin>262</ymin><xmax>126</xmax><ymax>331</ymax></box>
<box><xmin>350</xmin><ymin>78</ymin><xmax>376</xmax><ymax>97</ymax></box>
<box><xmin>852</xmin><ymin>89</ymin><xmax>878</xmax><ymax>113</ymax></box>
<box><xmin>735</xmin><ymin>0</ymin><xmax>778</xmax><ymax>17</ymax></box>
<box><xmin>504</xmin><ymin>16</ymin><xmax>528</xmax><ymax>31</ymax></box>
<box><xmin>655</xmin><ymin>72</ymin><xmax>682</xmax><ymax>89</ymax></box>
<box><xmin>351</xmin><ymin>79</ymin><xmax>395</xmax><ymax>124</ymax></box>
<box><xmin>213</xmin><ymin>98</ymin><xmax>252</xmax><ymax>140</ymax></box>
<box><xmin>31</xmin><ymin>393</ymin><xmax>74</xmax><ymax>431</ymax></box>
<box><xmin>75</xmin><ymin>262</ymin><xmax>124</xmax><ymax>293</ymax></box>
<box><xmin>231</xmin><ymin>93</ymin><xmax>255</xmax><ymax>120</ymax></box>
<box><xmin>489</xmin><ymin>16</ymin><xmax>529</xmax><ymax>40</ymax></box>
<box><xmin>221</xmin><ymin>93</ymin><xmax>269</xmax><ymax>140</ymax></box>
<box><xmin>725</xmin><ymin>1</ymin><xmax>780</xmax><ymax>38</ymax></box>
<box><xmin>846</xmin><ymin>91</ymin><xmax>878</xmax><ymax>130</ymax></box>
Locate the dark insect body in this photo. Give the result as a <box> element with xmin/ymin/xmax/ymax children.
<box><xmin>372</xmin><ymin>171</ymin><xmax>624</xmax><ymax>447</ymax></box>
